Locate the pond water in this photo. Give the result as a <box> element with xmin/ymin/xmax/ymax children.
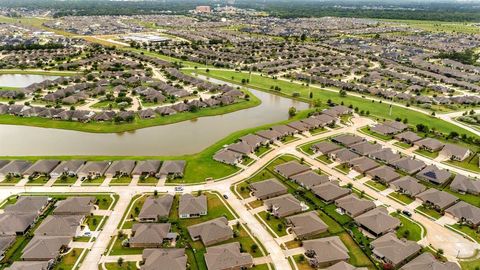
<box><xmin>0</xmin><ymin>87</ymin><xmax>309</xmax><ymax>156</ymax></box>
<box><xmin>0</xmin><ymin>74</ymin><xmax>60</xmax><ymax>88</ymax></box>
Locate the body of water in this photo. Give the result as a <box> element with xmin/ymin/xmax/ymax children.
<box><xmin>0</xmin><ymin>74</ymin><xmax>60</xmax><ymax>88</ymax></box>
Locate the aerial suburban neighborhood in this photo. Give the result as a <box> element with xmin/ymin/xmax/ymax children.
<box><xmin>0</xmin><ymin>0</ymin><xmax>479</xmax><ymax>270</ymax></box>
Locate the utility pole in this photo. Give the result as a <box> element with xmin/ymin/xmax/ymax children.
<box><xmin>249</xmin><ymin>65</ymin><xmax>252</xmax><ymax>82</ymax></box>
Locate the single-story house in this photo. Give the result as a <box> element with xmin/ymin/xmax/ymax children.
<box><xmin>399</xmin><ymin>253</ymin><xmax>460</xmax><ymax>270</ymax></box>
<box><xmin>141</xmin><ymin>248</ymin><xmax>187</xmax><ymax>270</ymax></box>
<box><xmin>159</xmin><ymin>160</ymin><xmax>186</xmax><ymax>178</ymax></box>
<box><xmin>23</xmin><ymin>160</ymin><xmax>61</xmax><ymax>176</ymax></box>
<box><xmin>414</xmin><ymin>138</ymin><xmax>445</xmax><ymax>152</ymax></box>
<box><xmin>303</xmin><ymin>236</ymin><xmax>349</xmax><ymax>268</ymax></box>
<box><xmin>105</xmin><ymin>160</ymin><xmax>136</xmax><ymax>177</ymax></box>
<box><xmin>204</xmin><ymin>242</ymin><xmax>253</xmax><ymax>270</ymax></box>
<box><xmin>369</xmin><ymin>149</ymin><xmax>401</xmax><ymax>164</ymax></box>
<box><xmin>21</xmin><ymin>236</ymin><xmax>70</xmax><ymax>261</ymax></box>
<box><xmin>354</xmin><ymin>208</ymin><xmax>400</xmax><ymax>237</ymax></box>
<box><xmin>249</xmin><ymin>178</ymin><xmax>288</xmax><ymax>200</ymax></box>
<box><xmin>0</xmin><ymin>160</ymin><xmax>33</xmax><ymax>178</ymax></box>
<box><xmin>445</xmin><ymin>201</ymin><xmax>480</xmax><ymax>228</ymax></box>
<box><xmin>370</xmin><ymin>232</ymin><xmax>422</xmax><ymax>267</ymax></box>
<box><xmin>264</xmin><ymin>194</ymin><xmax>303</xmax><ymax>218</ymax></box>
<box><xmin>285</xmin><ymin>211</ymin><xmax>328</xmax><ymax>239</ymax></box>
<box><xmin>366</xmin><ymin>166</ymin><xmax>401</xmax><ymax>184</ymax></box>
<box><xmin>213</xmin><ymin>149</ymin><xmax>243</xmax><ymax>165</ymax></box>
<box><xmin>347</xmin><ymin>157</ymin><xmax>380</xmax><ymax>174</ymax></box>
<box><xmin>329</xmin><ymin>149</ymin><xmax>360</xmax><ymax>163</ymax></box>
<box><xmin>35</xmin><ymin>215</ymin><xmax>84</xmax><ymax>237</ymax></box>
<box><xmin>187</xmin><ymin>217</ymin><xmax>233</xmax><ymax>246</ymax></box>
<box><xmin>439</xmin><ymin>144</ymin><xmax>471</xmax><ymax>161</ymax></box>
<box><xmin>50</xmin><ymin>160</ymin><xmax>85</xmax><ymax>178</ymax></box>
<box><xmin>331</xmin><ymin>134</ymin><xmax>365</xmax><ymax>147</ymax></box>
<box><xmin>312</xmin><ymin>182</ymin><xmax>351</xmax><ymax>203</ymax></box>
<box><xmin>416</xmin><ymin>165</ymin><xmax>452</xmax><ymax>185</ymax></box>
<box><xmin>53</xmin><ymin>197</ymin><xmax>95</xmax><ymax>216</ymax></box>
<box><xmin>450</xmin><ymin>174</ymin><xmax>480</xmax><ymax>195</ymax></box>
<box><xmin>349</xmin><ymin>141</ymin><xmax>382</xmax><ymax>156</ymax></box>
<box><xmin>274</xmin><ymin>161</ymin><xmax>311</xmax><ymax>179</ymax></box>
<box><xmin>390</xmin><ymin>176</ymin><xmax>426</xmax><ymax>197</ymax></box>
<box><xmin>311</xmin><ymin>141</ymin><xmax>342</xmax><ymax>155</ymax></box>
<box><xmin>130</xmin><ymin>223</ymin><xmax>174</xmax><ymax>248</ymax></box>
<box><xmin>138</xmin><ymin>195</ymin><xmax>174</xmax><ymax>222</ymax></box>
<box><xmin>77</xmin><ymin>161</ymin><xmax>111</xmax><ymax>179</ymax></box>
<box><xmin>394</xmin><ymin>131</ymin><xmax>421</xmax><ymax>144</ymax></box>
<box><xmin>178</xmin><ymin>194</ymin><xmax>207</xmax><ymax>219</ymax></box>
<box><xmin>335</xmin><ymin>194</ymin><xmax>376</xmax><ymax>218</ymax></box>
<box><xmin>290</xmin><ymin>171</ymin><xmax>329</xmax><ymax>190</ymax></box>
<box><xmin>391</xmin><ymin>157</ymin><xmax>426</xmax><ymax>175</ymax></box>
<box><xmin>416</xmin><ymin>189</ymin><xmax>459</xmax><ymax>211</ymax></box>
<box><xmin>132</xmin><ymin>160</ymin><xmax>161</xmax><ymax>176</ymax></box>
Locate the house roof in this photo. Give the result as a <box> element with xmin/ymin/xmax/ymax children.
<box><xmin>50</xmin><ymin>160</ymin><xmax>85</xmax><ymax>175</ymax></box>
<box><xmin>371</xmin><ymin>232</ymin><xmax>422</xmax><ymax>266</ymax></box>
<box><xmin>188</xmin><ymin>217</ymin><xmax>233</xmax><ymax>246</ymax></box>
<box><xmin>366</xmin><ymin>166</ymin><xmax>400</xmax><ymax>183</ymax></box>
<box><xmin>348</xmin><ymin>157</ymin><xmax>380</xmax><ymax>173</ymax></box>
<box><xmin>311</xmin><ymin>141</ymin><xmax>342</xmax><ymax>154</ymax></box>
<box><xmin>390</xmin><ymin>176</ymin><xmax>426</xmax><ymax>196</ymax></box>
<box><xmin>227</xmin><ymin>142</ymin><xmax>254</xmax><ymax>155</ymax></box>
<box><xmin>312</xmin><ymin>181</ymin><xmax>351</xmax><ymax>202</ymax></box>
<box><xmin>5</xmin><ymin>261</ymin><xmax>50</xmax><ymax>270</ymax></box>
<box><xmin>440</xmin><ymin>144</ymin><xmax>470</xmax><ymax>158</ymax></box>
<box><xmin>4</xmin><ymin>196</ymin><xmax>49</xmax><ymax>214</ymax></box>
<box><xmin>271</xmin><ymin>125</ymin><xmax>297</xmax><ymax>136</ymax></box>
<box><xmin>141</xmin><ymin>248</ymin><xmax>187</xmax><ymax>270</ymax></box>
<box><xmin>23</xmin><ymin>160</ymin><xmax>60</xmax><ymax>175</ymax></box>
<box><xmin>416</xmin><ymin>165</ymin><xmax>452</xmax><ymax>185</ymax></box>
<box><xmin>416</xmin><ymin>189</ymin><xmax>458</xmax><ymax>210</ymax></box>
<box><xmin>250</xmin><ymin>179</ymin><xmax>287</xmax><ymax>199</ymax></box>
<box><xmin>0</xmin><ymin>235</ymin><xmax>16</xmax><ymax>255</ymax></box>
<box><xmin>414</xmin><ymin>138</ymin><xmax>445</xmax><ymax>150</ymax></box>
<box><xmin>331</xmin><ymin>148</ymin><xmax>360</xmax><ymax>163</ymax></box>
<box><xmin>450</xmin><ymin>174</ymin><xmax>480</xmax><ymax>194</ymax></box>
<box><xmin>138</xmin><ymin>195</ymin><xmax>174</xmax><ymax>220</ymax></box>
<box><xmin>350</xmin><ymin>141</ymin><xmax>382</xmax><ymax>155</ymax></box>
<box><xmin>0</xmin><ymin>213</ymin><xmax>37</xmax><ymax>235</ymax></box>
<box><xmin>332</xmin><ymin>134</ymin><xmax>365</xmax><ymax>146</ymax></box>
<box><xmin>0</xmin><ymin>160</ymin><xmax>32</xmax><ymax>175</ymax></box>
<box><xmin>264</xmin><ymin>194</ymin><xmax>303</xmax><ymax>217</ymax></box>
<box><xmin>132</xmin><ymin>160</ymin><xmax>161</xmax><ymax>175</ymax></box>
<box><xmin>204</xmin><ymin>242</ymin><xmax>253</xmax><ymax>270</ymax></box>
<box><xmin>369</xmin><ymin>149</ymin><xmax>401</xmax><ymax>163</ymax></box>
<box><xmin>179</xmin><ymin>194</ymin><xmax>207</xmax><ymax>216</ymax></box>
<box><xmin>325</xmin><ymin>261</ymin><xmax>367</xmax><ymax>270</ymax></box>
<box><xmin>394</xmin><ymin>131</ymin><xmax>421</xmax><ymax>143</ymax></box>
<box><xmin>400</xmin><ymin>253</ymin><xmax>460</xmax><ymax>270</ymax></box>
<box><xmin>256</xmin><ymin>129</ymin><xmax>282</xmax><ymax>140</ymax></box>
<box><xmin>303</xmin><ymin>236</ymin><xmax>349</xmax><ymax>264</ymax></box>
<box><xmin>335</xmin><ymin>194</ymin><xmax>376</xmax><ymax>217</ymax></box>
<box><xmin>159</xmin><ymin>160</ymin><xmax>186</xmax><ymax>175</ymax></box>
<box><xmin>213</xmin><ymin>149</ymin><xmax>243</xmax><ymax>164</ymax></box>
<box><xmin>130</xmin><ymin>223</ymin><xmax>171</xmax><ymax>246</ymax></box>
<box><xmin>35</xmin><ymin>215</ymin><xmax>83</xmax><ymax>237</ymax></box>
<box><xmin>445</xmin><ymin>201</ymin><xmax>480</xmax><ymax>225</ymax></box>
<box><xmin>354</xmin><ymin>208</ymin><xmax>400</xmax><ymax>236</ymax></box>
<box><xmin>239</xmin><ymin>134</ymin><xmax>268</xmax><ymax>148</ymax></box>
<box><xmin>290</xmin><ymin>171</ymin><xmax>329</xmax><ymax>189</ymax></box>
<box><xmin>274</xmin><ymin>161</ymin><xmax>311</xmax><ymax>178</ymax></box>
<box><xmin>105</xmin><ymin>160</ymin><xmax>136</xmax><ymax>175</ymax></box>
<box><xmin>77</xmin><ymin>161</ymin><xmax>110</xmax><ymax>175</ymax></box>
<box><xmin>392</xmin><ymin>157</ymin><xmax>426</xmax><ymax>174</ymax></box>
<box><xmin>21</xmin><ymin>236</ymin><xmax>70</xmax><ymax>261</ymax></box>
<box><xmin>54</xmin><ymin>197</ymin><xmax>95</xmax><ymax>215</ymax></box>
<box><xmin>286</xmin><ymin>211</ymin><xmax>328</xmax><ymax>238</ymax></box>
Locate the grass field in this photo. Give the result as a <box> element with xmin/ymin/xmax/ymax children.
<box><xmin>392</xmin><ymin>212</ymin><xmax>425</xmax><ymax>242</ymax></box>
<box><xmin>388</xmin><ymin>192</ymin><xmax>415</xmax><ymax>205</ymax></box>
<box><xmin>189</xmin><ymin>69</ymin><xmax>479</xmax><ymax>139</ymax></box>
<box><xmin>415</xmin><ymin>205</ymin><xmax>442</xmax><ymax>220</ymax></box>
<box><xmin>365</xmin><ymin>180</ymin><xmax>387</xmax><ymax>191</ymax></box>
<box><xmin>380</xmin><ymin>19</ymin><xmax>480</xmax><ymax>34</ymax></box>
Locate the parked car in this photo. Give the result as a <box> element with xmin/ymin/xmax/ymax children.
<box><xmin>175</xmin><ymin>186</ymin><xmax>184</xmax><ymax>192</ymax></box>
<box><xmin>402</xmin><ymin>210</ymin><xmax>412</xmax><ymax>217</ymax></box>
<box><xmin>223</xmin><ymin>194</ymin><xmax>228</xmax><ymax>199</ymax></box>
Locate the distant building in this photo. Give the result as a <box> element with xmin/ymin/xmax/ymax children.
<box><xmin>195</xmin><ymin>6</ymin><xmax>211</xmax><ymax>13</ymax></box>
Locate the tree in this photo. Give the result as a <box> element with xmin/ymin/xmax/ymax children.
<box><xmin>251</xmin><ymin>243</ymin><xmax>258</xmax><ymax>253</ymax></box>
<box><xmin>277</xmin><ymin>223</ymin><xmax>283</xmax><ymax>232</ymax></box>
<box><xmin>309</xmin><ymin>92</ymin><xmax>313</xmax><ymax>99</ymax></box>
<box><xmin>288</xmin><ymin>107</ymin><xmax>297</xmax><ymax>117</ymax></box>
<box><xmin>339</xmin><ymin>89</ymin><xmax>347</xmax><ymax>97</ymax></box>
<box><xmin>117</xmin><ymin>257</ymin><xmax>124</xmax><ymax>267</ymax></box>
<box><xmin>403</xmin><ymin>229</ymin><xmax>410</xmax><ymax>238</ymax></box>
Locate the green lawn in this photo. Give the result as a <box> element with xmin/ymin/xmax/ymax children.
<box><xmin>53</xmin><ymin>248</ymin><xmax>83</xmax><ymax>270</ymax></box>
<box><xmin>109</xmin><ymin>176</ymin><xmax>132</xmax><ymax>186</ymax></box>
<box><xmin>257</xmin><ymin>211</ymin><xmax>287</xmax><ymax>237</ymax></box>
<box><xmin>104</xmin><ymin>262</ymin><xmax>137</xmax><ymax>270</ymax></box>
<box><xmin>137</xmin><ymin>176</ymin><xmax>159</xmax><ymax>186</ymax></box>
<box><xmin>392</xmin><ymin>213</ymin><xmax>424</xmax><ymax>242</ymax></box>
<box><xmin>0</xmin><ymin>193</ymin><xmax>116</xmax><ymax>211</ymax></box>
<box><xmin>388</xmin><ymin>192</ymin><xmax>415</xmax><ymax>205</ymax></box>
<box><xmin>294</xmin><ymin>254</ymin><xmax>315</xmax><ymax>270</ymax></box>
<box><xmin>86</xmin><ymin>215</ymin><xmax>105</xmax><ymax>231</ymax></box>
<box><xmin>444</xmin><ymin>188</ymin><xmax>480</xmax><ymax>208</ymax></box>
<box><xmin>446</xmin><ymin>154</ymin><xmax>480</xmax><ymax>173</ymax></box>
<box><xmin>334</xmin><ymin>164</ymin><xmax>350</xmax><ymax>174</ymax></box>
<box><xmin>394</xmin><ymin>141</ymin><xmax>412</xmax><ymax>149</ymax></box>
<box><xmin>460</xmin><ymin>258</ymin><xmax>480</xmax><ymax>270</ymax></box>
<box><xmin>339</xmin><ymin>232</ymin><xmax>375</xmax><ymax>268</ymax></box>
<box><xmin>190</xmin><ymin>69</ymin><xmax>479</xmax><ymax>139</ymax></box>
<box><xmin>415</xmin><ymin>205</ymin><xmax>442</xmax><ymax>220</ymax></box>
<box><xmin>255</xmin><ymin>145</ymin><xmax>272</xmax><ymax>157</ymax></box>
<box><xmin>449</xmin><ymin>224</ymin><xmax>480</xmax><ymax>243</ymax></box>
<box><xmin>90</xmin><ymin>100</ymin><xmax>132</xmax><ymax>110</ymax></box>
<box><xmin>365</xmin><ymin>180</ymin><xmax>387</xmax><ymax>191</ymax></box>
<box><xmin>53</xmin><ymin>176</ymin><xmax>78</xmax><ymax>186</ymax></box>
<box><xmin>0</xmin><ymin>176</ymin><xmax>22</xmax><ymax>186</ymax></box>
<box><xmin>316</xmin><ymin>155</ymin><xmax>333</xmax><ymax>164</ymax></box>
<box><xmin>359</xmin><ymin>127</ymin><xmax>392</xmax><ymax>141</ymax></box>
<box><xmin>25</xmin><ymin>176</ymin><xmax>50</xmax><ymax>186</ymax></box>
<box><xmin>414</xmin><ymin>149</ymin><xmax>439</xmax><ymax>159</ymax></box>
<box><xmin>81</xmin><ymin>176</ymin><xmax>105</xmax><ymax>186</ymax></box>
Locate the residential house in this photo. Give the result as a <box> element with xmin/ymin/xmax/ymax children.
<box><xmin>0</xmin><ymin>213</ymin><xmax>37</xmax><ymax>235</ymax></box>
<box><xmin>370</xmin><ymin>233</ymin><xmax>422</xmax><ymax>267</ymax></box>
<box><xmin>325</xmin><ymin>261</ymin><xmax>367</xmax><ymax>270</ymax></box>
<box><xmin>330</xmin><ymin>149</ymin><xmax>360</xmax><ymax>163</ymax></box>
<box><xmin>331</xmin><ymin>134</ymin><xmax>365</xmax><ymax>147</ymax></box>
<box><xmin>303</xmin><ymin>236</ymin><xmax>349</xmax><ymax>268</ymax></box>
<box><xmin>239</xmin><ymin>134</ymin><xmax>268</xmax><ymax>149</ymax></box>
<box><xmin>204</xmin><ymin>242</ymin><xmax>253</xmax><ymax>270</ymax></box>
<box><xmin>50</xmin><ymin>160</ymin><xmax>85</xmax><ymax>178</ymax></box>
<box><xmin>347</xmin><ymin>157</ymin><xmax>380</xmax><ymax>174</ymax></box>
<box><xmin>450</xmin><ymin>174</ymin><xmax>480</xmax><ymax>195</ymax></box>
<box><xmin>53</xmin><ymin>197</ymin><xmax>95</xmax><ymax>216</ymax></box>
<box><xmin>159</xmin><ymin>161</ymin><xmax>186</xmax><ymax>178</ymax></box>
<box><xmin>0</xmin><ymin>160</ymin><xmax>32</xmax><ymax>178</ymax></box>
<box><xmin>312</xmin><ymin>182</ymin><xmax>351</xmax><ymax>203</ymax></box>
<box><xmin>213</xmin><ymin>149</ymin><xmax>243</xmax><ymax>165</ymax></box>
<box><xmin>290</xmin><ymin>171</ymin><xmax>329</xmax><ymax>190</ymax></box>
<box><xmin>445</xmin><ymin>201</ymin><xmax>480</xmax><ymax>228</ymax></box>
<box><xmin>35</xmin><ymin>215</ymin><xmax>84</xmax><ymax>237</ymax></box>
<box><xmin>285</xmin><ymin>211</ymin><xmax>328</xmax><ymax>239</ymax></box>
<box><xmin>4</xmin><ymin>196</ymin><xmax>49</xmax><ymax>215</ymax></box>
<box><xmin>414</xmin><ymin>138</ymin><xmax>445</xmax><ymax>152</ymax></box>
<box><xmin>311</xmin><ymin>141</ymin><xmax>342</xmax><ymax>155</ymax></box>
<box><xmin>391</xmin><ymin>157</ymin><xmax>426</xmax><ymax>175</ymax></box>
<box><xmin>5</xmin><ymin>261</ymin><xmax>50</xmax><ymax>270</ymax></box>
<box><xmin>366</xmin><ymin>166</ymin><xmax>401</xmax><ymax>184</ymax></box>
<box><xmin>249</xmin><ymin>179</ymin><xmax>288</xmax><ymax>200</ymax></box>
<box><xmin>369</xmin><ymin>149</ymin><xmax>401</xmax><ymax>164</ymax></box>
<box><xmin>105</xmin><ymin>160</ymin><xmax>136</xmax><ymax>177</ymax></box>
<box><xmin>400</xmin><ymin>253</ymin><xmax>460</xmax><ymax>270</ymax></box>
<box><xmin>132</xmin><ymin>160</ymin><xmax>161</xmax><ymax>176</ymax></box>
<box><xmin>354</xmin><ymin>208</ymin><xmax>401</xmax><ymax>237</ymax></box>
<box><xmin>439</xmin><ymin>144</ymin><xmax>471</xmax><ymax>161</ymax></box>
<box><xmin>138</xmin><ymin>195</ymin><xmax>174</xmax><ymax>222</ymax></box>
<box><xmin>390</xmin><ymin>177</ymin><xmax>426</xmax><ymax>197</ymax></box>
<box><xmin>416</xmin><ymin>165</ymin><xmax>452</xmax><ymax>185</ymax></box>
<box><xmin>349</xmin><ymin>141</ymin><xmax>382</xmax><ymax>156</ymax></box>
<box><xmin>178</xmin><ymin>194</ymin><xmax>207</xmax><ymax>219</ymax></box>
<box><xmin>141</xmin><ymin>248</ymin><xmax>187</xmax><ymax>270</ymax></box>
<box><xmin>335</xmin><ymin>195</ymin><xmax>376</xmax><ymax>218</ymax></box>
<box><xmin>23</xmin><ymin>160</ymin><xmax>60</xmax><ymax>177</ymax></box>
<box><xmin>77</xmin><ymin>161</ymin><xmax>111</xmax><ymax>179</ymax></box>
<box><xmin>21</xmin><ymin>236</ymin><xmax>70</xmax><ymax>261</ymax></box>
<box><xmin>264</xmin><ymin>194</ymin><xmax>303</xmax><ymax>218</ymax></box>
<box><xmin>130</xmin><ymin>223</ymin><xmax>174</xmax><ymax>248</ymax></box>
<box><xmin>255</xmin><ymin>130</ymin><xmax>282</xmax><ymax>142</ymax></box>
<box><xmin>274</xmin><ymin>161</ymin><xmax>311</xmax><ymax>179</ymax></box>
<box><xmin>394</xmin><ymin>132</ymin><xmax>421</xmax><ymax>145</ymax></box>
<box><xmin>187</xmin><ymin>217</ymin><xmax>233</xmax><ymax>246</ymax></box>
<box><xmin>416</xmin><ymin>189</ymin><xmax>459</xmax><ymax>211</ymax></box>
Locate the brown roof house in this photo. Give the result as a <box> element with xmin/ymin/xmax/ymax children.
<box><xmin>105</xmin><ymin>160</ymin><xmax>136</xmax><ymax>177</ymax></box>
<box><xmin>439</xmin><ymin>144</ymin><xmax>471</xmax><ymax>161</ymax></box>
<box><xmin>77</xmin><ymin>161</ymin><xmax>110</xmax><ymax>179</ymax></box>
<box><xmin>138</xmin><ymin>195</ymin><xmax>174</xmax><ymax>222</ymax></box>
<box><xmin>249</xmin><ymin>179</ymin><xmax>287</xmax><ymax>200</ymax></box>
<box><xmin>0</xmin><ymin>213</ymin><xmax>37</xmax><ymax>235</ymax></box>
<box><xmin>394</xmin><ymin>132</ymin><xmax>421</xmax><ymax>145</ymax></box>
<box><xmin>325</xmin><ymin>261</ymin><xmax>367</xmax><ymax>270</ymax></box>
<box><xmin>347</xmin><ymin>157</ymin><xmax>380</xmax><ymax>174</ymax></box>
<box><xmin>370</xmin><ymin>233</ymin><xmax>422</xmax><ymax>267</ymax></box>
<box><xmin>35</xmin><ymin>215</ymin><xmax>84</xmax><ymax>237</ymax></box>
<box><xmin>239</xmin><ymin>134</ymin><xmax>268</xmax><ymax>149</ymax></box>
<box><xmin>5</xmin><ymin>261</ymin><xmax>50</xmax><ymax>270</ymax></box>
<box><xmin>213</xmin><ymin>149</ymin><xmax>243</xmax><ymax>166</ymax></box>
<box><xmin>285</xmin><ymin>211</ymin><xmax>328</xmax><ymax>239</ymax></box>
<box><xmin>366</xmin><ymin>166</ymin><xmax>400</xmax><ymax>184</ymax></box>
<box><xmin>335</xmin><ymin>194</ymin><xmax>376</xmax><ymax>218</ymax></box>
<box><xmin>274</xmin><ymin>161</ymin><xmax>310</xmax><ymax>179</ymax></box>
<box><xmin>159</xmin><ymin>160</ymin><xmax>186</xmax><ymax>178</ymax></box>
<box><xmin>188</xmin><ymin>217</ymin><xmax>233</xmax><ymax>246</ymax></box>
<box><xmin>264</xmin><ymin>194</ymin><xmax>304</xmax><ymax>218</ymax></box>
<box><xmin>391</xmin><ymin>157</ymin><xmax>426</xmax><ymax>175</ymax></box>
<box><xmin>390</xmin><ymin>177</ymin><xmax>426</xmax><ymax>197</ymax></box>
<box><xmin>312</xmin><ymin>182</ymin><xmax>351</xmax><ymax>203</ymax></box>
<box><xmin>0</xmin><ymin>160</ymin><xmax>32</xmax><ymax>178</ymax></box>
<box><xmin>400</xmin><ymin>253</ymin><xmax>460</xmax><ymax>270</ymax></box>
<box><xmin>414</xmin><ymin>138</ymin><xmax>445</xmax><ymax>152</ymax></box>
<box><xmin>349</xmin><ymin>141</ymin><xmax>382</xmax><ymax>156</ymax></box>
<box><xmin>291</xmin><ymin>171</ymin><xmax>329</xmax><ymax>190</ymax></box>
<box><xmin>450</xmin><ymin>174</ymin><xmax>480</xmax><ymax>195</ymax></box>
<box><xmin>311</xmin><ymin>141</ymin><xmax>342</xmax><ymax>155</ymax></box>
<box><xmin>21</xmin><ymin>236</ymin><xmax>70</xmax><ymax>261</ymax></box>
<box><xmin>141</xmin><ymin>248</ymin><xmax>187</xmax><ymax>270</ymax></box>
<box><xmin>369</xmin><ymin>149</ymin><xmax>401</xmax><ymax>164</ymax></box>
<box><xmin>416</xmin><ymin>189</ymin><xmax>459</xmax><ymax>211</ymax></box>
<box><xmin>23</xmin><ymin>160</ymin><xmax>60</xmax><ymax>177</ymax></box>
<box><xmin>204</xmin><ymin>242</ymin><xmax>253</xmax><ymax>270</ymax></box>
<box><xmin>445</xmin><ymin>201</ymin><xmax>480</xmax><ymax>228</ymax></box>
<box><xmin>130</xmin><ymin>223</ymin><xmax>175</xmax><ymax>248</ymax></box>
<box><xmin>179</xmin><ymin>194</ymin><xmax>207</xmax><ymax>219</ymax></box>
<box><xmin>331</xmin><ymin>134</ymin><xmax>365</xmax><ymax>147</ymax></box>
<box><xmin>354</xmin><ymin>208</ymin><xmax>400</xmax><ymax>237</ymax></box>
<box><xmin>132</xmin><ymin>160</ymin><xmax>161</xmax><ymax>176</ymax></box>
<box><xmin>303</xmin><ymin>236</ymin><xmax>349</xmax><ymax>268</ymax></box>
<box><xmin>53</xmin><ymin>197</ymin><xmax>95</xmax><ymax>215</ymax></box>
<box><xmin>416</xmin><ymin>165</ymin><xmax>452</xmax><ymax>185</ymax></box>
<box><xmin>330</xmin><ymin>149</ymin><xmax>360</xmax><ymax>163</ymax></box>
<box><xmin>50</xmin><ymin>160</ymin><xmax>85</xmax><ymax>178</ymax></box>
<box><xmin>5</xmin><ymin>196</ymin><xmax>49</xmax><ymax>215</ymax></box>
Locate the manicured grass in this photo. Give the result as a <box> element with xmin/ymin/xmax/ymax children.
<box><xmin>388</xmin><ymin>192</ymin><xmax>414</xmax><ymax>205</ymax></box>
<box><xmin>334</xmin><ymin>164</ymin><xmax>350</xmax><ymax>174</ymax></box>
<box><xmin>294</xmin><ymin>254</ymin><xmax>315</xmax><ymax>270</ymax></box>
<box><xmin>0</xmin><ymin>86</ymin><xmax>19</xmax><ymax>91</ymax></box>
<box><xmin>392</xmin><ymin>213</ymin><xmax>424</xmax><ymax>242</ymax></box>
<box><xmin>255</xmin><ymin>145</ymin><xmax>272</xmax><ymax>157</ymax></box>
<box><xmin>53</xmin><ymin>176</ymin><xmax>78</xmax><ymax>186</ymax></box>
<box><xmin>248</xmin><ymin>200</ymin><xmax>263</xmax><ymax>209</ymax></box>
<box><xmin>414</xmin><ymin>149</ymin><xmax>439</xmax><ymax>159</ymax></box>
<box><xmin>53</xmin><ymin>248</ymin><xmax>83</xmax><ymax>270</ymax></box>
<box><xmin>365</xmin><ymin>180</ymin><xmax>387</xmax><ymax>191</ymax></box>
<box><xmin>104</xmin><ymin>262</ymin><xmax>137</xmax><ymax>270</ymax></box>
<box><xmin>257</xmin><ymin>211</ymin><xmax>287</xmax><ymax>237</ymax></box>
<box><xmin>415</xmin><ymin>205</ymin><xmax>442</xmax><ymax>220</ymax></box>
<box><xmin>109</xmin><ymin>176</ymin><xmax>132</xmax><ymax>186</ymax></box>
<box><xmin>379</xmin><ymin>19</ymin><xmax>480</xmax><ymax>34</ymax></box>
<box><xmin>450</xmin><ymin>224</ymin><xmax>480</xmax><ymax>243</ymax></box>
<box><xmin>394</xmin><ymin>141</ymin><xmax>412</xmax><ymax>149</ymax></box>
<box><xmin>25</xmin><ymin>176</ymin><xmax>50</xmax><ymax>186</ymax></box>
<box><xmin>190</xmin><ymin>69</ymin><xmax>479</xmax><ymax>139</ymax></box>
<box><xmin>90</xmin><ymin>100</ymin><xmax>132</xmax><ymax>110</ymax></box>
<box><xmin>339</xmin><ymin>232</ymin><xmax>374</xmax><ymax>268</ymax></box>
<box><xmin>86</xmin><ymin>215</ymin><xmax>105</xmax><ymax>231</ymax></box>
<box><xmin>73</xmin><ymin>236</ymin><xmax>91</xmax><ymax>242</ymax></box>
<box><xmin>359</xmin><ymin>127</ymin><xmax>392</xmax><ymax>141</ymax></box>
<box><xmin>137</xmin><ymin>176</ymin><xmax>159</xmax><ymax>186</ymax></box>
<box><xmin>460</xmin><ymin>258</ymin><xmax>480</xmax><ymax>270</ymax></box>
<box><xmin>323</xmin><ymin>204</ymin><xmax>353</xmax><ymax>225</ymax></box>
<box><xmin>0</xmin><ymin>95</ymin><xmax>260</xmax><ymax>133</ymax></box>
<box><xmin>444</xmin><ymin>188</ymin><xmax>480</xmax><ymax>208</ymax></box>
<box><xmin>446</xmin><ymin>154</ymin><xmax>480</xmax><ymax>173</ymax></box>
<box><xmin>316</xmin><ymin>155</ymin><xmax>333</xmax><ymax>164</ymax></box>
<box><xmin>252</xmin><ymin>264</ymin><xmax>270</xmax><ymax>270</ymax></box>
<box><xmin>0</xmin><ymin>176</ymin><xmax>22</xmax><ymax>185</ymax></box>
<box><xmin>81</xmin><ymin>176</ymin><xmax>105</xmax><ymax>186</ymax></box>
